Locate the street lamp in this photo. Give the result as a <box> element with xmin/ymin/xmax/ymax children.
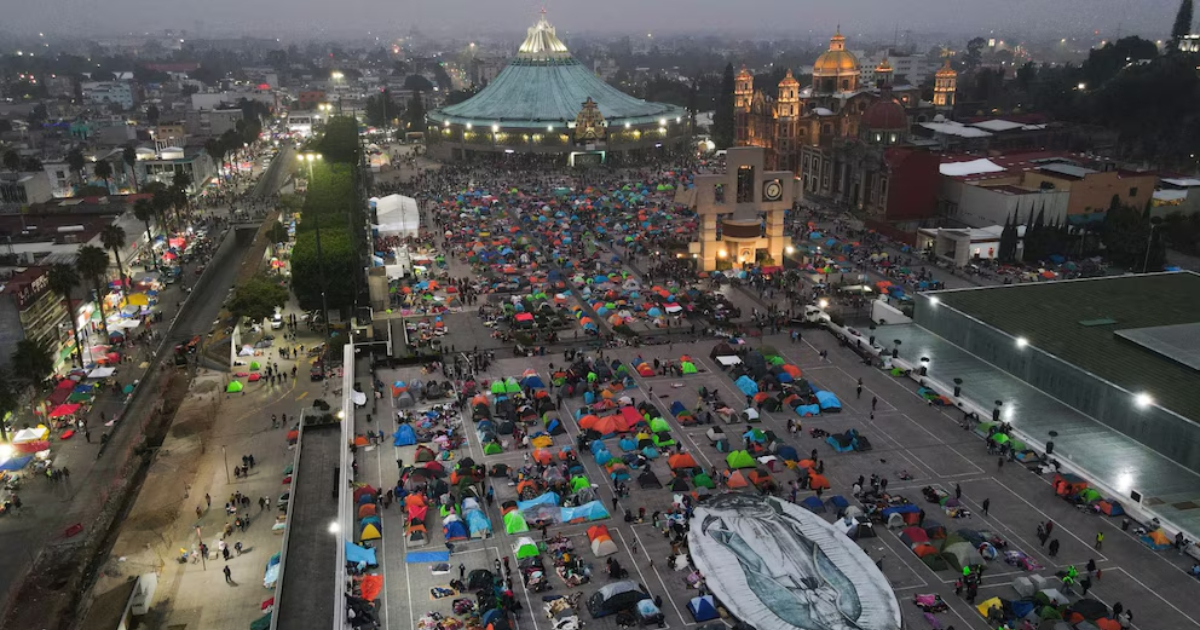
<box><xmin>1142</xmin><ymin>216</ymin><xmax>1163</xmax><ymax>273</ymax></box>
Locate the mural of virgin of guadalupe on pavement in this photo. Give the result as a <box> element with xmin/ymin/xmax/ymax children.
<box><xmin>690</xmin><ymin>492</ymin><xmax>901</xmax><ymax>630</ymax></box>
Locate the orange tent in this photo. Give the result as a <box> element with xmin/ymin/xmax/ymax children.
<box><xmin>361</xmin><ymin>575</ymin><xmax>383</xmax><ymax>601</ymax></box>
<box><xmin>668</xmin><ymin>453</ymin><xmax>698</xmax><ymax>470</ymax></box>
<box><xmin>405</xmin><ymin>494</ymin><xmax>427</xmax><ymax>508</ymax></box>
<box><xmin>809</xmin><ymin>473</ymin><xmax>831</xmax><ymax>490</ymax></box>
<box><xmin>578</xmin><ymin>415</ymin><xmax>601</xmax><ymax>429</ymax></box>
<box><xmin>798</xmin><ymin>459</ymin><xmax>816</xmax><ymax>469</ymax></box>
<box><xmin>532</xmin><ymin>449</ymin><xmax>553</xmax><ymax>465</ymax></box>
<box><xmin>1095</xmin><ymin>619</ymin><xmax>1121</xmax><ymax>630</ymax></box>
<box><xmin>727</xmin><ymin>470</ymin><xmax>750</xmax><ymax>488</ymax></box>
<box><xmin>354</xmin><ymin>435</ymin><xmax>369</xmax><ymax>447</ymax></box>
<box><xmin>782</xmin><ymin>365</ymin><xmax>802</xmax><ymax>378</ymax></box>
<box><xmin>358</xmin><ymin>503</ymin><xmax>377</xmax><ymax>518</ymax></box>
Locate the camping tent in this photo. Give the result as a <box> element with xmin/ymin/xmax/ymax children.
<box><xmin>588</xmin><ymin>525</ymin><xmax>618</xmax><ymax>556</ymax></box>
<box><xmin>688</xmin><ymin>596</ymin><xmax>719</xmax><ymax>622</ymax></box>
<box><xmin>503</xmin><ymin>510</ymin><xmax>529</xmax><ymax>534</ymax></box>
<box><xmin>513</xmin><ymin>537</ymin><xmax>540</xmax><ymax>559</ymax></box>
<box><xmin>726</xmin><ymin>450</ymin><xmax>756</xmax><ymax>469</ymax></box>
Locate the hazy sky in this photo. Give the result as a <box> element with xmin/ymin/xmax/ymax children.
<box><xmin>6</xmin><ymin>0</ymin><xmax>1189</xmax><ymax>40</ymax></box>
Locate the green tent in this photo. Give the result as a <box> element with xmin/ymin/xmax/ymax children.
<box><xmin>226</xmin><ymin>381</ymin><xmax>244</xmax><ymax>393</ymax></box>
<box><xmin>250</xmin><ymin>613</ymin><xmax>272</xmax><ymax>630</ymax></box>
<box><xmin>587</xmin><ymin>372</ymin><xmax>597</xmax><ymax>383</ymax></box>
<box><xmin>693</xmin><ymin>473</ymin><xmax>715</xmax><ymax>489</ymax></box>
<box><xmin>890</xmin><ymin>367</ymin><xmax>906</xmax><ymax>376</ymax></box>
<box><xmin>490</xmin><ymin>380</ymin><xmax>506</xmax><ymax>395</ymax></box>
<box><xmin>504</xmin><ymin>378</ymin><xmax>521</xmax><ymax>394</ymax></box>
<box><xmin>649</xmin><ymin>417</ymin><xmax>670</xmax><ymax>433</ymax></box>
<box><xmin>250</xmin><ymin>361</ymin><xmax>261</xmax><ymax>370</ymax></box>
<box><xmin>513</xmin><ymin>537</ymin><xmax>540</xmax><ymax>559</ymax></box>
<box><xmin>767</xmin><ymin>356</ymin><xmax>785</xmax><ymax>365</ymax></box>
<box><xmin>484</xmin><ymin>442</ymin><xmax>503</xmax><ymax>455</ymax></box>
<box><xmin>1079</xmin><ymin>488</ymin><xmax>1102</xmax><ymax>503</ymax></box>
<box><xmin>990</xmin><ymin>433</ymin><xmax>1010</xmax><ymax>445</ymax></box>
<box><xmin>571</xmin><ymin>475</ymin><xmax>591</xmax><ymax>492</ymax></box>
<box><xmin>726</xmin><ymin>450</ymin><xmax>756</xmax><ymax>469</ymax></box>
<box><xmin>652</xmin><ymin>434</ymin><xmax>676</xmax><ymax>447</ymax></box>
<box><xmin>67</xmin><ymin>392</ymin><xmax>92</xmax><ymax>403</ymax></box>
<box><xmin>681</xmin><ymin>361</ymin><xmax>697</xmax><ymax>375</ymax></box>
<box><xmin>504</xmin><ymin>510</ymin><xmax>529</xmax><ymax>534</ymax></box>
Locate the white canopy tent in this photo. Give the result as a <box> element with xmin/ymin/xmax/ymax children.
<box><xmin>374</xmin><ymin>194</ymin><xmax>420</xmax><ymax>238</ymax></box>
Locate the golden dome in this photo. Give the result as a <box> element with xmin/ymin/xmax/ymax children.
<box><xmin>813</xmin><ymin>29</ymin><xmax>859</xmax><ymax>77</ymax></box>
<box><xmin>778</xmin><ymin>69</ymin><xmax>799</xmax><ymax>87</ymax></box>
<box><xmin>875</xmin><ymin>57</ymin><xmax>893</xmax><ymax>73</ymax></box>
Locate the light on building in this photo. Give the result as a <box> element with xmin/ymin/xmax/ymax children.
<box><xmin>928</xmin><ymin>296</ymin><xmax>940</xmax><ymax>305</ymax></box>
<box><xmin>625</xmin><ymin>122</ymin><xmax>631</xmax><ymax>129</ymax></box>
<box><xmin>491</xmin><ymin>124</ymin><xmax>499</xmax><ymax>132</ymax></box>
<box><xmin>659</xmin><ymin>118</ymin><xmax>667</xmax><ymax>126</ymax></box>
<box><xmin>1016</xmin><ymin>337</ymin><xmax>1028</xmax><ymax>348</ymax></box>
<box><xmin>717</xmin><ymin>250</ymin><xmax>727</xmax><ymax>259</ymax></box>
<box><xmin>547</xmin><ymin>125</ymin><xmax>554</xmax><ymax>132</ymax></box>
<box><xmin>785</xmin><ymin>246</ymin><xmax>795</xmax><ymax>254</ymax></box>
<box><xmin>1135</xmin><ymin>392</ymin><xmax>1153</xmax><ymax>408</ymax></box>
<box><xmin>1076</xmin><ymin>82</ymin><xmax>1087</xmax><ymax>90</ymax></box>
<box><xmin>466</xmin><ymin>122</ymin><xmax>472</xmax><ymax>130</ymax></box>
<box><xmin>328</xmin><ymin>521</ymin><xmax>340</xmax><ymax>534</ymax></box>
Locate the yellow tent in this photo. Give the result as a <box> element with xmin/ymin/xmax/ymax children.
<box><xmin>125</xmin><ymin>293</ymin><xmax>150</xmax><ymax>306</ymax></box>
<box><xmin>360</xmin><ymin>523</ymin><xmax>381</xmax><ymax>541</ymax></box>
<box><xmin>976</xmin><ymin>597</ymin><xmax>1003</xmax><ymax>617</ymax></box>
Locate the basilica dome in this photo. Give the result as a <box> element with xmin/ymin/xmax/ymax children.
<box><xmin>812</xmin><ymin>30</ymin><xmax>859</xmax><ymax>77</ymax></box>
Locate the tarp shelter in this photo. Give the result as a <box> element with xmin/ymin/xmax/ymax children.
<box><xmin>688</xmin><ymin>596</ymin><xmax>719</xmax><ymax>622</ymax></box>
<box><xmin>513</xmin><ymin>537</ymin><xmax>539</xmax><ymax>559</ymax></box>
<box><xmin>588</xmin><ymin>525</ymin><xmax>618</xmax><ymax>556</ymax></box>
<box><xmin>374</xmin><ymin>194</ymin><xmax>421</xmax><ymax>237</ymax></box>
<box><xmin>345</xmin><ymin>543</ymin><xmax>377</xmax><ymax>566</ymax></box>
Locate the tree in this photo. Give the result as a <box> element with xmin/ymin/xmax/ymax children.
<box><xmin>172</xmin><ymin>169</ymin><xmax>192</xmax><ymax>194</ymax></box>
<box><xmin>48</xmin><ymin>264</ymin><xmax>84</xmax><ymax>369</ymax></box>
<box><xmin>123</xmin><ymin>144</ymin><xmax>139</xmax><ymax>191</ymax></box>
<box><xmin>267</xmin><ymin>222</ymin><xmax>289</xmax><ymax>245</ymax></box>
<box><xmin>365</xmin><ymin>89</ymin><xmax>396</xmax><ymax>128</ymax></box>
<box><xmin>403</xmin><ymin>74</ymin><xmax>434</xmax><ymax>92</ymax></box>
<box><xmin>406</xmin><ymin>91</ymin><xmax>427</xmax><ymax>132</ymax></box>
<box><xmin>28</xmin><ymin>104</ymin><xmax>48</xmax><ymax>126</ymax></box>
<box><xmin>0</xmin><ymin>370</ymin><xmax>15</xmax><ymax>441</ymax></box>
<box><xmin>152</xmin><ymin>187</ymin><xmax>173</xmax><ymax>229</ymax></box>
<box><xmin>133</xmin><ymin>198</ymin><xmax>159</xmax><ymax>272</ymax></box>
<box><xmin>146</xmin><ymin>103</ymin><xmax>160</xmax><ymax>125</ymax></box>
<box><xmin>66</xmin><ymin>148</ymin><xmax>86</xmax><ymax>186</ymax></box>
<box><xmin>1172</xmin><ymin>0</ymin><xmax>1195</xmax><ymax>50</ymax></box>
<box><xmin>100</xmin><ymin>223</ymin><xmax>128</xmax><ymax>287</ymax></box>
<box><xmin>965</xmin><ymin>37</ymin><xmax>987</xmax><ymax>72</ymax></box>
<box><xmin>229</xmin><ymin>274</ymin><xmax>289</xmax><ymax>324</ymax></box>
<box><xmin>76</xmin><ymin>245</ymin><xmax>111</xmax><ymax>337</ymax></box>
<box><xmin>712</xmin><ymin>63</ymin><xmax>736</xmax><ymax>149</ymax></box>
<box><xmin>444</xmin><ymin>87</ymin><xmax>478</xmax><ymax>106</ymax></box>
<box><xmin>2</xmin><ymin>150</ymin><xmax>19</xmax><ymax>172</ymax></box>
<box><xmin>998</xmin><ymin>211</ymin><xmax>1019</xmax><ymax>263</ymax></box>
<box><xmin>10</xmin><ymin>339</ymin><xmax>53</xmax><ymax>387</ymax></box>
<box><xmin>93</xmin><ymin>159</ymin><xmax>113</xmax><ymax>192</ymax></box>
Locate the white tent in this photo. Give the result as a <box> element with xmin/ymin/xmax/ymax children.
<box><xmin>375</xmin><ymin>194</ymin><xmax>420</xmax><ymax>237</ymax></box>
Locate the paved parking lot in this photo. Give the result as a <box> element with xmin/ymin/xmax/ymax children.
<box><xmin>350</xmin><ymin>326</ymin><xmax>1200</xmax><ymax>630</ymax></box>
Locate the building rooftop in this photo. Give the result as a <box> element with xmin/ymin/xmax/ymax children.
<box><xmin>931</xmin><ymin>272</ymin><xmax>1200</xmax><ymax>423</ymax></box>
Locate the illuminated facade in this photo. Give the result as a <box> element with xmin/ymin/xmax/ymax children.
<box><xmin>688</xmin><ymin>147</ymin><xmax>793</xmax><ymax>271</ymax></box>
<box><xmin>427</xmin><ymin>12</ymin><xmax>688</xmax><ymax>162</ymax></box>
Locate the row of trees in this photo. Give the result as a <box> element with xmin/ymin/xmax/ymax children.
<box><xmin>290</xmin><ymin>116</ymin><xmax>363</xmax><ymax>317</ymax></box>
<box><xmin>995</xmin><ymin>195</ymin><xmax>1167</xmax><ymax>272</ymax></box>
<box><xmin>363</xmin><ymin>88</ymin><xmax>428</xmax><ymax>132</ymax></box>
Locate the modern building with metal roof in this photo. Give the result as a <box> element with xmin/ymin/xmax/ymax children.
<box><xmin>426</xmin><ymin>12</ymin><xmax>689</xmax><ymax>163</ymax></box>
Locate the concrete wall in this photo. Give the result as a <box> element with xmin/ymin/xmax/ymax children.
<box><xmin>1022</xmin><ymin>170</ymin><xmax>1157</xmax><ymax>216</ymax></box>
<box><xmin>914</xmin><ymin>294</ymin><xmax>1200</xmax><ymax>473</ymax></box>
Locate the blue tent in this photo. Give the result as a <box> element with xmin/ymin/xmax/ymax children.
<box><xmin>521</xmin><ymin>375</ymin><xmax>545</xmax><ymax>389</ymax></box>
<box><xmin>560</xmin><ymin>501</ymin><xmax>609</xmax><ymax>523</ymax></box>
<box><xmin>595</xmin><ymin>450</ymin><xmax>613</xmax><ymax>466</ymax></box>
<box><xmin>777</xmin><ymin>445</ymin><xmax>799</xmax><ymax>461</ymax></box>
<box><xmin>590</xmin><ymin>440</ymin><xmax>608</xmax><ymax>456</ymax></box>
<box><xmin>619</xmin><ymin>437</ymin><xmax>638</xmax><ymax>452</ymax></box>
<box><xmin>815</xmin><ymin>390</ymin><xmax>842</xmax><ymax>410</ymax></box>
<box><xmin>0</xmin><ymin>455</ymin><xmax>32</xmax><ymax>471</ymax></box>
<box><xmin>360</xmin><ymin>515</ymin><xmax>381</xmax><ymax>528</ymax></box>
<box><xmin>688</xmin><ymin>596</ymin><xmax>719</xmax><ymax>622</ymax></box>
<box><xmin>546</xmin><ymin>418</ymin><xmax>565</xmax><ymax>435</ymax></box>
<box><xmin>735</xmin><ymin>375</ymin><xmax>758</xmax><ymax>396</ymax></box>
<box><xmin>394</xmin><ymin>425</ymin><xmax>417</xmax><ymax>446</ymax></box>
<box><xmin>801</xmin><ymin>496</ymin><xmax>827</xmax><ymax>513</ymax></box>
<box><xmin>796</xmin><ymin>404</ymin><xmax>821</xmax><ymax>416</ymax></box>
<box><xmin>465</xmin><ymin>509</ymin><xmax>492</xmax><ymax>537</ymax></box>
<box><xmin>517</xmin><ymin>492</ymin><xmax>561</xmax><ymax>511</ymax></box>
<box><xmin>670</xmin><ymin>401</ymin><xmax>687</xmax><ymax>416</ymax></box>
<box><xmin>641</xmin><ymin>446</ymin><xmax>660</xmax><ymax>459</ymax></box>
<box><xmin>345</xmin><ymin>542</ymin><xmax>377</xmax><ymax>566</ymax></box>
<box><xmin>777</xmin><ymin>372</ymin><xmax>794</xmax><ymax>383</ymax></box>
<box><xmin>827</xmin><ymin>495</ymin><xmax>850</xmax><ymax>509</ymax></box>
<box><xmin>444</xmin><ymin>519</ymin><xmax>468</xmax><ymax>540</ymax></box>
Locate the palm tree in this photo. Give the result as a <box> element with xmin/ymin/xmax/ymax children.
<box><xmin>48</xmin><ymin>263</ymin><xmax>84</xmax><ymax>368</ymax></box>
<box><xmin>151</xmin><ymin>187</ymin><xmax>172</xmax><ymax>230</ymax></box>
<box><xmin>76</xmin><ymin>245</ymin><xmax>111</xmax><ymax>338</ymax></box>
<box><xmin>66</xmin><ymin>148</ymin><xmax>86</xmax><ymax>187</ymax></box>
<box><xmin>10</xmin><ymin>338</ymin><xmax>53</xmax><ymax>387</ymax></box>
<box><xmin>100</xmin><ymin>223</ymin><xmax>128</xmax><ymax>288</ymax></box>
<box><xmin>93</xmin><ymin>159</ymin><xmax>113</xmax><ymax>193</ymax></box>
<box><xmin>204</xmin><ymin>138</ymin><xmax>224</xmax><ymax>187</ymax></box>
<box><xmin>133</xmin><ymin>198</ymin><xmax>160</xmax><ymax>272</ymax></box>
<box><xmin>123</xmin><ymin>144</ymin><xmax>139</xmax><ymax>192</ymax></box>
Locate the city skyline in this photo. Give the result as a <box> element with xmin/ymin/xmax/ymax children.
<box><xmin>0</xmin><ymin>0</ymin><xmax>1191</xmax><ymax>40</ymax></box>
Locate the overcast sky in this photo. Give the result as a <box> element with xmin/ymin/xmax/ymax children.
<box><xmin>7</xmin><ymin>0</ymin><xmax>1188</xmax><ymax>40</ymax></box>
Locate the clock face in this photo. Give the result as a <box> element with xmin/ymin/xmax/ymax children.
<box><xmin>763</xmin><ymin>179</ymin><xmax>783</xmax><ymax>201</ymax></box>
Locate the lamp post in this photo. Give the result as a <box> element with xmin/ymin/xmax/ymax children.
<box><xmin>919</xmin><ymin>356</ymin><xmax>929</xmax><ymax>377</ymax></box>
<box><xmin>952</xmin><ymin>377</ymin><xmax>963</xmax><ymax>398</ymax></box>
<box><xmin>993</xmin><ymin>400</ymin><xmax>1003</xmax><ymax>422</ymax></box>
<box><xmin>892</xmin><ymin>339</ymin><xmax>901</xmax><ymax>359</ymax></box>
<box><xmin>297</xmin><ymin>151</ymin><xmax>332</xmax><ymax>375</ymax></box>
<box><xmin>1141</xmin><ymin>216</ymin><xmax>1163</xmax><ymax>273</ymax></box>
